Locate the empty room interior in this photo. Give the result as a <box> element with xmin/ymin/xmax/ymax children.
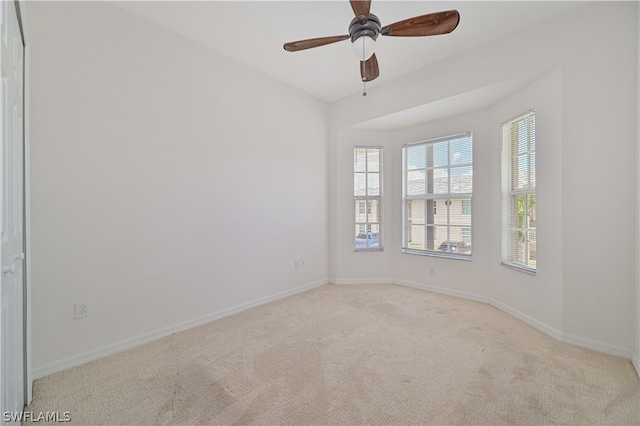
<box><xmin>1</xmin><ymin>0</ymin><xmax>639</xmax><ymax>424</ymax></box>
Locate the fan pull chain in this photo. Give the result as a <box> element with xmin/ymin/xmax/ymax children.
<box><xmin>361</xmin><ymin>38</ymin><xmax>367</xmax><ymax>96</ymax></box>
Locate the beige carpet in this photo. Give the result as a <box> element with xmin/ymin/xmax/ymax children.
<box><xmin>27</xmin><ymin>284</ymin><xmax>639</xmax><ymax>425</ymax></box>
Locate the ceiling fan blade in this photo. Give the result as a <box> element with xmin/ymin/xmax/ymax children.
<box><xmin>381</xmin><ymin>10</ymin><xmax>460</xmax><ymax>37</ymax></box>
<box><xmin>360</xmin><ymin>53</ymin><xmax>379</xmax><ymax>82</ymax></box>
<box><xmin>350</xmin><ymin>0</ymin><xmax>371</xmax><ymax>18</ymax></box>
<box><xmin>283</xmin><ymin>35</ymin><xmax>350</xmax><ymax>52</ymax></box>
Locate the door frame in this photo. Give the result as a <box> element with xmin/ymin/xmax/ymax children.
<box><xmin>15</xmin><ymin>0</ymin><xmax>30</xmax><ymax>405</ymax></box>
<box><xmin>0</xmin><ymin>0</ymin><xmax>30</xmax><ymax>412</ymax></box>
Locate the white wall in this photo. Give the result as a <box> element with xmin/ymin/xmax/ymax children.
<box><xmin>330</xmin><ymin>2</ymin><xmax>638</xmax><ymax>357</ymax></box>
<box><xmin>28</xmin><ymin>1</ymin><xmax>329</xmax><ymax>376</ymax></box>
<box><xmin>559</xmin><ymin>3</ymin><xmax>636</xmax><ymax>352</ymax></box>
<box><xmin>488</xmin><ymin>69</ymin><xmax>563</xmax><ymax>335</ymax></box>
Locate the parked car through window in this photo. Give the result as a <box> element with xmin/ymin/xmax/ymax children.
<box><xmin>355</xmin><ymin>232</ymin><xmax>380</xmax><ymax>249</ymax></box>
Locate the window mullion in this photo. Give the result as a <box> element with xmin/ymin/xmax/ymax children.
<box><xmin>527</xmin><ymin>121</ymin><xmax>531</xmax><ymax>189</ymax></box>
<box><xmin>524</xmin><ymin>194</ymin><xmax>529</xmax><ymax>262</ymax></box>
<box><xmin>445</xmin><ymin>197</ymin><xmax>450</xmax><ymax>247</ymax></box>
<box><xmin>446</xmin><ymin>141</ymin><xmax>451</xmax><ymax>248</ymax></box>
<box><xmin>423</xmin><ymin>199</ymin><xmax>428</xmax><ymax>251</ymax></box>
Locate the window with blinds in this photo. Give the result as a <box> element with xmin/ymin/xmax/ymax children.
<box><xmin>501</xmin><ymin>111</ymin><xmax>536</xmax><ymax>272</ymax></box>
<box><xmin>354</xmin><ymin>147</ymin><xmax>382</xmax><ymax>251</ymax></box>
<box><xmin>402</xmin><ymin>133</ymin><xmax>473</xmax><ymax>258</ymax></box>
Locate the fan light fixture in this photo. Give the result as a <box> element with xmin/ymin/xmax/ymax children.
<box><xmin>348</xmin><ymin>13</ymin><xmax>381</xmax><ymax>62</ymax></box>
<box><xmin>352</xmin><ymin>35</ymin><xmax>376</xmax><ymax>61</ymax></box>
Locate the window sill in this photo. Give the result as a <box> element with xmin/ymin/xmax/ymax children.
<box><xmin>354</xmin><ymin>247</ymin><xmax>384</xmax><ymax>253</ymax></box>
<box><xmin>500</xmin><ymin>262</ymin><xmax>536</xmax><ymax>275</ymax></box>
<box><xmin>402</xmin><ymin>249</ymin><xmax>472</xmax><ymax>261</ymax></box>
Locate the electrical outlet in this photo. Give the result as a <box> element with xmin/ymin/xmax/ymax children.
<box><xmin>75</xmin><ymin>302</ymin><xmax>88</xmax><ymax>319</ymax></box>
<box><xmin>294</xmin><ymin>259</ymin><xmax>300</xmax><ymax>269</ymax></box>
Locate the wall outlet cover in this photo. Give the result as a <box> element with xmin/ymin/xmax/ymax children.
<box><xmin>75</xmin><ymin>302</ymin><xmax>88</xmax><ymax>319</ymax></box>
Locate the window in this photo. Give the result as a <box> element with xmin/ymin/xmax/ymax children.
<box><xmin>462</xmin><ymin>227</ymin><xmax>472</xmax><ymax>244</ymax></box>
<box><xmin>461</xmin><ymin>200</ymin><xmax>471</xmax><ymax>215</ymax></box>
<box><xmin>402</xmin><ymin>133</ymin><xmax>472</xmax><ymax>258</ymax></box>
<box><xmin>501</xmin><ymin>111</ymin><xmax>536</xmax><ymax>272</ymax></box>
<box><xmin>354</xmin><ymin>147</ymin><xmax>382</xmax><ymax>250</ymax></box>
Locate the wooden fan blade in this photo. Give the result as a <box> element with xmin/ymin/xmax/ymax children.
<box><xmin>283</xmin><ymin>35</ymin><xmax>350</xmax><ymax>52</ymax></box>
<box><xmin>350</xmin><ymin>0</ymin><xmax>371</xmax><ymax>18</ymax></box>
<box><xmin>381</xmin><ymin>10</ymin><xmax>460</xmax><ymax>37</ymax></box>
<box><xmin>360</xmin><ymin>53</ymin><xmax>379</xmax><ymax>82</ymax></box>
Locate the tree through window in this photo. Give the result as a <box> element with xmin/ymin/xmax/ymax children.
<box><xmin>501</xmin><ymin>111</ymin><xmax>536</xmax><ymax>272</ymax></box>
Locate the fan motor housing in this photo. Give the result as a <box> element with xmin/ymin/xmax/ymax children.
<box><xmin>349</xmin><ymin>14</ymin><xmax>381</xmax><ymax>42</ymax></box>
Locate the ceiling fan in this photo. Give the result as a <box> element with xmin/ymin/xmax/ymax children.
<box><xmin>283</xmin><ymin>0</ymin><xmax>460</xmax><ymax>95</ymax></box>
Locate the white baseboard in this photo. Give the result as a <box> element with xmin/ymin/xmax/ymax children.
<box><xmin>561</xmin><ymin>333</ymin><xmax>633</xmax><ymax>360</ymax></box>
<box><xmin>488</xmin><ymin>298</ymin><xmax>563</xmax><ymax>341</ymax></box>
<box><xmin>332</xmin><ymin>278</ymin><xmax>394</xmax><ymax>285</ymax></box>
<box><xmin>33</xmin><ymin>279</ymin><xmax>329</xmax><ymax>380</ymax></box>
<box><xmin>393</xmin><ymin>279</ymin><xmax>489</xmax><ymax>304</ymax></box>
<box><xmin>392</xmin><ymin>279</ymin><xmax>560</xmax><ymax>339</ymax></box>
<box><xmin>632</xmin><ymin>352</ymin><xmax>639</xmax><ymax>378</ymax></box>
<box><xmin>390</xmin><ymin>279</ymin><xmax>632</xmax><ymax>362</ymax></box>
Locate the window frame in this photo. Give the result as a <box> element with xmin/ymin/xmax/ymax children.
<box><xmin>402</xmin><ymin>133</ymin><xmax>473</xmax><ymax>260</ymax></box>
<box><xmin>501</xmin><ymin>110</ymin><xmax>536</xmax><ymax>274</ymax></box>
<box><xmin>354</xmin><ymin>146</ymin><xmax>383</xmax><ymax>252</ymax></box>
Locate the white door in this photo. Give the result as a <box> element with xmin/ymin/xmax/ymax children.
<box><xmin>0</xmin><ymin>0</ymin><xmax>25</xmax><ymax>421</ymax></box>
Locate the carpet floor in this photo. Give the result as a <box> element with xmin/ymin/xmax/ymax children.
<box><xmin>26</xmin><ymin>284</ymin><xmax>640</xmax><ymax>425</ymax></box>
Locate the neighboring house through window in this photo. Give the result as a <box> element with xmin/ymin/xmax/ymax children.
<box><xmin>461</xmin><ymin>199</ymin><xmax>471</xmax><ymax>215</ymax></box>
<box><xmin>354</xmin><ymin>147</ymin><xmax>382</xmax><ymax>250</ymax></box>
<box><xmin>462</xmin><ymin>227</ymin><xmax>472</xmax><ymax>244</ymax></box>
<box><xmin>402</xmin><ymin>133</ymin><xmax>473</xmax><ymax>258</ymax></box>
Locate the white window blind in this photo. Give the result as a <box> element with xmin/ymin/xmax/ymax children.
<box><xmin>354</xmin><ymin>147</ymin><xmax>382</xmax><ymax>251</ymax></box>
<box><xmin>402</xmin><ymin>133</ymin><xmax>473</xmax><ymax>258</ymax></box>
<box><xmin>501</xmin><ymin>111</ymin><xmax>536</xmax><ymax>272</ymax></box>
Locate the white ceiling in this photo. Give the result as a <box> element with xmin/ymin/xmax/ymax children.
<box><xmin>113</xmin><ymin>1</ymin><xmax>584</xmax><ymax>104</ymax></box>
<box><xmin>348</xmin><ymin>72</ymin><xmax>543</xmax><ymax>130</ymax></box>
